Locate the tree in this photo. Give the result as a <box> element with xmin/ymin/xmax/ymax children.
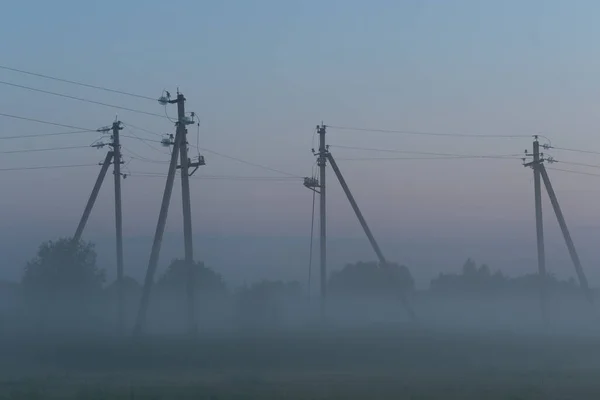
<box><xmin>156</xmin><ymin>259</ymin><xmax>226</xmax><ymax>295</ymax></box>
<box><xmin>21</xmin><ymin>238</ymin><xmax>105</xmax><ymax>329</ymax></box>
<box><xmin>462</xmin><ymin>258</ymin><xmax>477</xmax><ymax>277</ymax></box>
<box><xmin>22</xmin><ymin>238</ymin><xmax>105</xmax><ymax>293</ymax></box>
<box><xmin>328</xmin><ymin>261</ymin><xmax>415</xmax><ymax>297</ymax></box>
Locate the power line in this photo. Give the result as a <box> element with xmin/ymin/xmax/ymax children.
<box><xmin>198</xmin><ymin>147</ymin><xmax>302</xmax><ymax>178</ymax></box>
<box><xmin>550</xmin><ymin>146</ymin><xmax>600</xmax><ymax>156</ymax></box>
<box><xmin>0</xmin><ymin>145</ymin><xmax>92</xmax><ymax>154</ymax></box>
<box><xmin>0</xmin><ymin>129</ymin><xmax>96</xmax><ymax>140</ymax></box>
<box><xmin>336</xmin><ymin>155</ymin><xmax>522</xmax><ymax>161</ymax></box>
<box><xmin>121</xmin><ymin>122</ymin><xmax>164</xmax><ymax>137</ymax></box>
<box><xmin>121</xmin><ymin>134</ymin><xmax>163</xmax><ymax>144</ymax></box>
<box><xmin>0</xmin><ymin>80</ymin><xmax>167</xmax><ymax>119</ymax></box>
<box><xmin>555</xmin><ymin>160</ymin><xmax>600</xmax><ymax>170</ymax></box>
<box><xmin>0</xmin><ymin>163</ymin><xmax>100</xmax><ymax>172</ymax></box>
<box><xmin>330</xmin><ymin>144</ymin><xmax>522</xmax><ymax>158</ymax></box>
<box><xmin>0</xmin><ymin>64</ymin><xmax>156</xmax><ymax>101</ymax></box>
<box><xmin>128</xmin><ymin>172</ymin><xmax>298</xmax><ymax>181</ymax></box>
<box><xmin>326</xmin><ymin>125</ymin><xmax>530</xmax><ymax>138</ymax></box>
<box><xmin>124</xmin><ymin>149</ymin><xmax>170</xmax><ymax>164</ymax></box>
<box><xmin>0</xmin><ymin>111</ymin><xmax>94</xmax><ymax>131</ymax></box>
<box><xmin>122</xmin><ymin>127</ymin><xmax>169</xmax><ymax>155</ymax></box>
<box><xmin>547</xmin><ymin>167</ymin><xmax>600</xmax><ymax>178</ymax></box>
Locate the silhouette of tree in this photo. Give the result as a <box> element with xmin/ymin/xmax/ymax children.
<box><xmin>462</xmin><ymin>258</ymin><xmax>477</xmax><ymax>276</ymax></box>
<box><xmin>21</xmin><ymin>238</ymin><xmax>105</xmax><ymax>329</ymax></box>
<box><xmin>22</xmin><ymin>238</ymin><xmax>105</xmax><ymax>293</ymax></box>
<box><xmin>328</xmin><ymin>261</ymin><xmax>415</xmax><ymax>297</ymax></box>
<box><xmin>156</xmin><ymin>259</ymin><xmax>226</xmax><ymax>295</ymax></box>
<box><xmin>430</xmin><ymin>257</ymin><xmax>579</xmax><ymax>295</ymax></box>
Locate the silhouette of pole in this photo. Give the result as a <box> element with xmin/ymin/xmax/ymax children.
<box><xmin>539</xmin><ymin>164</ymin><xmax>593</xmax><ymax>304</ymax></box>
<box><xmin>73</xmin><ymin>151</ymin><xmax>114</xmax><ymax>242</ymax></box>
<box><xmin>111</xmin><ymin>121</ymin><xmax>125</xmax><ymax>335</ymax></box>
<box><xmin>133</xmin><ymin>130</ymin><xmax>183</xmax><ymax>336</ymax></box>
<box><xmin>317</xmin><ymin>124</ymin><xmax>327</xmax><ymax>315</ymax></box>
<box><xmin>175</xmin><ymin>93</ymin><xmax>198</xmax><ymax>335</ymax></box>
<box><xmin>532</xmin><ymin>138</ymin><xmax>548</xmax><ymax>322</ymax></box>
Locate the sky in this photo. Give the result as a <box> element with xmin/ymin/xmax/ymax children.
<box><xmin>2</xmin><ymin>0</ymin><xmax>600</xmax><ymax>284</ymax></box>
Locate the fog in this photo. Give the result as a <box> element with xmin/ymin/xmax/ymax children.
<box><xmin>4</xmin><ymin>246</ymin><xmax>600</xmax><ymax>398</ymax></box>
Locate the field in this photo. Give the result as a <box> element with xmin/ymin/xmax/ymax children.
<box><xmin>2</xmin><ymin>325</ymin><xmax>600</xmax><ymax>399</ymax></box>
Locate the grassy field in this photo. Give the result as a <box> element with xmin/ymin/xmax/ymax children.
<box><xmin>2</xmin><ymin>327</ymin><xmax>600</xmax><ymax>399</ymax></box>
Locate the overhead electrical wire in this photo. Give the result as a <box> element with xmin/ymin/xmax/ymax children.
<box><xmin>121</xmin><ymin>122</ymin><xmax>164</xmax><ymax>138</ymax></box>
<box><xmin>128</xmin><ymin>172</ymin><xmax>298</xmax><ymax>181</ymax></box>
<box><xmin>0</xmin><ymin>64</ymin><xmax>157</xmax><ymax>101</ymax></box>
<box><xmin>326</xmin><ymin>125</ymin><xmax>531</xmax><ymax>138</ymax></box>
<box><xmin>120</xmin><ymin>134</ymin><xmax>300</xmax><ymax>177</ymax></box>
<box><xmin>546</xmin><ymin>167</ymin><xmax>600</xmax><ymax>178</ymax></box>
<box><xmin>0</xmin><ymin>80</ymin><xmax>167</xmax><ymax>119</ymax></box>
<box><xmin>123</xmin><ymin>149</ymin><xmax>169</xmax><ymax>165</ymax></box>
<box><xmin>0</xmin><ymin>163</ymin><xmax>100</xmax><ymax>172</ymax></box>
<box><xmin>0</xmin><ymin>111</ymin><xmax>95</xmax><ymax>131</ymax></box>
<box><xmin>122</xmin><ymin>126</ymin><xmax>169</xmax><ymax>155</ymax></box>
<box><xmin>550</xmin><ymin>146</ymin><xmax>600</xmax><ymax>156</ymax></box>
<box><xmin>197</xmin><ymin>147</ymin><xmax>303</xmax><ymax>178</ymax></box>
<box><xmin>0</xmin><ymin>129</ymin><xmax>96</xmax><ymax>140</ymax></box>
<box><xmin>330</xmin><ymin>144</ymin><xmax>523</xmax><ymax>159</ymax></box>
<box><xmin>0</xmin><ymin>145</ymin><xmax>92</xmax><ymax>154</ymax></box>
<box><xmin>554</xmin><ymin>160</ymin><xmax>600</xmax><ymax>170</ymax></box>
<box><xmin>121</xmin><ymin>134</ymin><xmax>163</xmax><ymax>144</ymax></box>
<box><xmin>336</xmin><ymin>155</ymin><xmax>523</xmax><ymax>161</ymax></box>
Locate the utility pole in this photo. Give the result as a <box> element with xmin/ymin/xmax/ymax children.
<box><xmin>175</xmin><ymin>92</ymin><xmax>198</xmax><ymax>335</ymax></box>
<box><xmin>317</xmin><ymin>124</ymin><xmax>328</xmax><ymax>315</ymax></box>
<box><xmin>134</xmin><ymin>90</ymin><xmax>204</xmax><ymax>336</ymax></box>
<box><xmin>524</xmin><ymin>139</ymin><xmax>594</xmax><ymax>315</ymax></box>
<box><xmin>533</xmin><ymin>138</ymin><xmax>548</xmax><ymax>322</ymax></box>
<box><xmin>110</xmin><ymin>120</ymin><xmax>125</xmax><ymax>335</ymax></box>
<box><xmin>73</xmin><ymin>120</ymin><xmax>127</xmax><ymax>334</ymax></box>
<box><xmin>304</xmin><ymin>123</ymin><xmax>417</xmax><ymax>321</ymax></box>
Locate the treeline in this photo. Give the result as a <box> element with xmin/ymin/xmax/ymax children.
<box><xmin>429</xmin><ymin>258</ymin><xmax>579</xmax><ymax>295</ymax></box>
<box><xmin>0</xmin><ymin>238</ymin><xmax>585</xmax><ymax>333</ymax></box>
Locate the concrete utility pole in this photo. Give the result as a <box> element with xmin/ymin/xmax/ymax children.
<box><xmin>73</xmin><ymin>151</ymin><xmax>114</xmax><ymax>242</ymax></box>
<box><xmin>111</xmin><ymin>121</ymin><xmax>125</xmax><ymax>335</ymax></box>
<box><xmin>304</xmin><ymin>123</ymin><xmax>417</xmax><ymax>321</ymax></box>
<box><xmin>175</xmin><ymin>93</ymin><xmax>198</xmax><ymax>335</ymax></box>
<box><xmin>73</xmin><ymin>120</ymin><xmax>126</xmax><ymax>334</ymax></box>
<box><xmin>134</xmin><ymin>129</ymin><xmax>183</xmax><ymax>336</ymax></box>
<box><xmin>317</xmin><ymin>124</ymin><xmax>328</xmax><ymax>314</ymax></box>
<box><xmin>532</xmin><ymin>138</ymin><xmax>548</xmax><ymax>322</ymax></box>
<box><xmin>134</xmin><ymin>90</ymin><xmax>204</xmax><ymax>336</ymax></box>
<box><xmin>524</xmin><ymin>139</ymin><xmax>594</xmax><ymax>314</ymax></box>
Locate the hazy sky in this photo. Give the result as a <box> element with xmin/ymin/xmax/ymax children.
<box><xmin>1</xmin><ymin>0</ymin><xmax>600</xmax><ymax>260</ymax></box>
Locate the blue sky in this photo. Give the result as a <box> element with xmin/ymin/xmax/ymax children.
<box><xmin>1</xmin><ymin>0</ymin><xmax>600</xmax><ymax>247</ymax></box>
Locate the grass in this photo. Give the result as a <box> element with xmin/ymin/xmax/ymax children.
<box><xmin>1</xmin><ymin>327</ymin><xmax>600</xmax><ymax>399</ymax></box>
